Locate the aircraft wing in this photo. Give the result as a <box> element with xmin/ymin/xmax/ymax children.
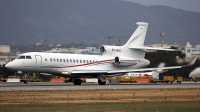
<box><xmin>107</xmin><ymin>66</ymin><xmax>182</xmax><ymax>74</ymax></box>
<box><xmin>109</xmin><ymin>57</ymin><xmax>197</xmax><ymax>74</ymax></box>
<box><xmin>72</xmin><ymin>66</ymin><xmax>181</xmax><ymax>75</ymax></box>
<box><xmin>72</xmin><ymin>57</ymin><xmax>197</xmax><ymax>75</ymax></box>
<box><xmin>72</xmin><ymin>70</ymin><xmax>108</xmax><ymax>74</ymax></box>
<box><xmin>40</xmin><ymin>73</ymin><xmax>53</xmax><ymax>75</ymax></box>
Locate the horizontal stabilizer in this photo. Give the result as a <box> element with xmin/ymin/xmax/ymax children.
<box><xmin>129</xmin><ymin>46</ymin><xmax>180</xmax><ymax>51</ymax></box>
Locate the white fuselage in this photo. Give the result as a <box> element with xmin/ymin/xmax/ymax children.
<box><xmin>6</xmin><ymin>52</ymin><xmax>150</xmax><ymax>77</ymax></box>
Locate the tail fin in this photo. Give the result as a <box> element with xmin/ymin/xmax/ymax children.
<box><xmin>124</xmin><ymin>22</ymin><xmax>148</xmax><ymax>47</ymax></box>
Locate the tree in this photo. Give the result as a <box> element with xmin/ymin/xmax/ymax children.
<box><xmin>145</xmin><ymin>50</ymin><xmax>200</xmax><ymax>78</ymax></box>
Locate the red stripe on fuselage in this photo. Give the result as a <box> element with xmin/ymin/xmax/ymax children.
<box><xmin>51</xmin><ymin>59</ymin><xmax>114</xmax><ymax>68</ymax></box>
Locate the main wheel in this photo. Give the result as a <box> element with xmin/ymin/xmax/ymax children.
<box><xmin>24</xmin><ymin>80</ymin><xmax>28</xmax><ymax>84</ymax></box>
<box><xmin>98</xmin><ymin>79</ymin><xmax>106</xmax><ymax>85</ymax></box>
<box><xmin>73</xmin><ymin>79</ymin><xmax>82</xmax><ymax>85</ymax></box>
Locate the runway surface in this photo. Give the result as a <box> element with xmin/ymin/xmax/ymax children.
<box><xmin>0</xmin><ymin>82</ymin><xmax>200</xmax><ymax>91</ymax></box>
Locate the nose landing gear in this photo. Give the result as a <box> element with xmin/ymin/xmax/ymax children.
<box><xmin>24</xmin><ymin>72</ymin><xmax>29</xmax><ymax>84</ymax></box>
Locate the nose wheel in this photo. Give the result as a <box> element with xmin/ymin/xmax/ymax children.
<box><xmin>24</xmin><ymin>72</ymin><xmax>29</xmax><ymax>84</ymax></box>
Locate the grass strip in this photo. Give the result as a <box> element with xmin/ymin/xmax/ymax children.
<box><xmin>0</xmin><ymin>101</ymin><xmax>200</xmax><ymax>112</ymax></box>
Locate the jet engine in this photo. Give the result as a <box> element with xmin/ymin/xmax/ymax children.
<box><xmin>100</xmin><ymin>46</ymin><xmax>107</xmax><ymax>53</ymax></box>
<box><xmin>100</xmin><ymin>45</ymin><xmax>122</xmax><ymax>54</ymax></box>
<box><xmin>114</xmin><ymin>56</ymin><xmax>138</xmax><ymax>66</ymax></box>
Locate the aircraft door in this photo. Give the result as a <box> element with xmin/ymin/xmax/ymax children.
<box><xmin>35</xmin><ymin>55</ymin><xmax>42</xmax><ymax>66</ymax></box>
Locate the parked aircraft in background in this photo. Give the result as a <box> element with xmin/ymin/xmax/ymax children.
<box><xmin>124</xmin><ymin>72</ymin><xmax>159</xmax><ymax>80</ymax></box>
<box><xmin>189</xmin><ymin>67</ymin><xmax>200</xmax><ymax>82</ymax></box>
<box><xmin>124</xmin><ymin>63</ymin><xmax>167</xmax><ymax>80</ymax></box>
<box><xmin>5</xmin><ymin>22</ymin><xmax>197</xmax><ymax>85</ymax></box>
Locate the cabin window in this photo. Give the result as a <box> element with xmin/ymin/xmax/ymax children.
<box><xmin>86</xmin><ymin>60</ymin><xmax>88</xmax><ymax>63</ymax></box>
<box><xmin>54</xmin><ymin>59</ymin><xmax>55</xmax><ymax>62</ymax></box>
<box><xmin>70</xmin><ymin>59</ymin><xmax>72</xmax><ymax>63</ymax></box>
<box><xmin>83</xmin><ymin>60</ymin><xmax>85</xmax><ymax>63</ymax></box>
<box><xmin>80</xmin><ymin>60</ymin><xmax>82</xmax><ymax>63</ymax></box>
<box><xmin>57</xmin><ymin>59</ymin><xmax>59</xmax><ymax>62</ymax></box>
<box><xmin>76</xmin><ymin>60</ymin><xmax>78</xmax><ymax>63</ymax></box>
<box><xmin>73</xmin><ymin>59</ymin><xmax>75</xmax><ymax>63</ymax></box>
<box><xmin>50</xmin><ymin>58</ymin><xmax>52</xmax><ymax>62</ymax></box>
<box><xmin>60</xmin><ymin>59</ymin><xmax>62</xmax><ymax>62</ymax></box>
<box><xmin>90</xmin><ymin>60</ymin><xmax>92</xmax><ymax>63</ymax></box>
<box><xmin>67</xmin><ymin>59</ymin><xmax>69</xmax><ymax>63</ymax></box>
<box><xmin>63</xmin><ymin>59</ymin><xmax>65</xmax><ymax>62</ymax></box>
<box><xmin>17</xmin><ymin>55</ymin><xmax>25</xmax><ymax>59</ymax></box>
<box><xmin>26</xmin><ymin>56</ymin><xmax>32</xmax><ymax>59</ymax></box>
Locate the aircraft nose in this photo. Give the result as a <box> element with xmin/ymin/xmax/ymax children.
<box><xmin>5</xmin><ymin>62</ymin><xmax>15</xmax><ymax>69</ymax></box>
<box><xmin>5</xmin><ymin>63</ymin><xmax>11</xmax><ymax>69</ymax></box>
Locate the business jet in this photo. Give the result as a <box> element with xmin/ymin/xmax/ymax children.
<box><xmin>123</xmin><ymin>62</ymin><xmax>168</xmax><ymax>80</ymax></box>
<box><xmin>190</xmin><ymin>73</ymin><xmax>200</xmax><ymax>82</ymax></box>
<box><xmin>5</xmin><ymin>22</ymin><xmax>197</xmax><ymax>85</ymax></box>
<box><xmin>189</xmin><ymin>67</ymin><xmax>200</xmax><ymax>82</ymax></box>
<box><xmin>124</xmin><ymin>72</ymin><xmax>159</xmax><ymax>80</ymax></box>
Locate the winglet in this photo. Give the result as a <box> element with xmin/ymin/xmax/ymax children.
<box><xmin>182</xmin><ymin>57</ymin><xmax>197</xmax><ymax>67</ymax></box>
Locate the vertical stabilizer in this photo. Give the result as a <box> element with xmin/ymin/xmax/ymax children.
<box><xmin>124</xmin><ymin>22</ymin><xmax>148</xmax><ymax>47</ymax></box>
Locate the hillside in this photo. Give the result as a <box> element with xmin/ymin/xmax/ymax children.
<box><xmin>0</xmin><ymin>0</ymin><xmax>200</xmax><ymax>45</ymax></box>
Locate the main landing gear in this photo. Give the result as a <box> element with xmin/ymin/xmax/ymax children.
<box><xmin>73</xmin><ymin>78</ymin><xmax>82</xmax><ymax>85</ymax></box>
<box><xmin>98</xmin><ymin>74</ymin><xmax>106</xmax><ymax>85</ymax></box>
<box><xmin>72</xmin><ymin>76</ymin><xmax>106</xmax><ymax>85</ymax></box>
<box><xmin>98</xmin><ymin>79</ymin><xmax>106</xmax><ymax>85</ymax></box>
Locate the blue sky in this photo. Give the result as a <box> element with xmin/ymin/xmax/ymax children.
<box><xmin>125</xmin><ymin>0</ymin><xmax>200</xmax><ymax>13</ymax></box>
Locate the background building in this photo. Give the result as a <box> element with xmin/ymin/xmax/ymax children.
<box><xmin>184</xmin><ymin>42</ymin><xmax>200</xmax><ymax>58</ymax></box>
<box><xmin>0</xmin><ymin>45</ymin><xmax>17</xmax><ymax>65</ymax></box>
<box><xmin>0</xmin><ymin>45</ymin><xmax>10</xmax><ymax>53</ymax></box>
<box><xmin>46</xmin><ymin>47</ymin><xmax>101</xmax><ymax>55</ymax></box>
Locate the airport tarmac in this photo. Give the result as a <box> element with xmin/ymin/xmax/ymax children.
<box><xmin>0</xmin><ymin>82</ymin><xmax>200</xmax><ymax>91</ymax></box>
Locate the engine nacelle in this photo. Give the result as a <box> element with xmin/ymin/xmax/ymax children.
<box><xmin>100</xmin><ymin>45</ymin><xmax>122</xmax><ymax>54</ymax></box>
<box><xmin>114</xmin><ymin>56</ymin><xmax>138</xmax><ymax>66</ymax></box>
<box><xmin>100</xmin><ymin>46</ymin><xmax>107</xmax><ymax>53</ymax></box>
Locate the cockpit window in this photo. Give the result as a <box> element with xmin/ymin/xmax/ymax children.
<box><xmin>26</xmin><ymin>56</ymin><xmax>32</xmax><ymax>59</ymax></box>
<box><xmin>17</xmin><ymin>55</ymin><xmax>25</xmax><ymax>59</ymax></box>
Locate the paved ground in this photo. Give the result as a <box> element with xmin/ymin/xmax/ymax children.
<box><xmin>0</xmin><ymin>82</ymin><xmax>200</xmax><ymax>91</ymax></box>
<box><xmin>0</xmin><ymin>82</ymin><xmax>200</xmax><ymax>108</ymax></box>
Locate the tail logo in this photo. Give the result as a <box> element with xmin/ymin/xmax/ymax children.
<box><xmin>128</xmin><ymin>31</ymin><xmax>144</xmax><ymax>44</ymax></box>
